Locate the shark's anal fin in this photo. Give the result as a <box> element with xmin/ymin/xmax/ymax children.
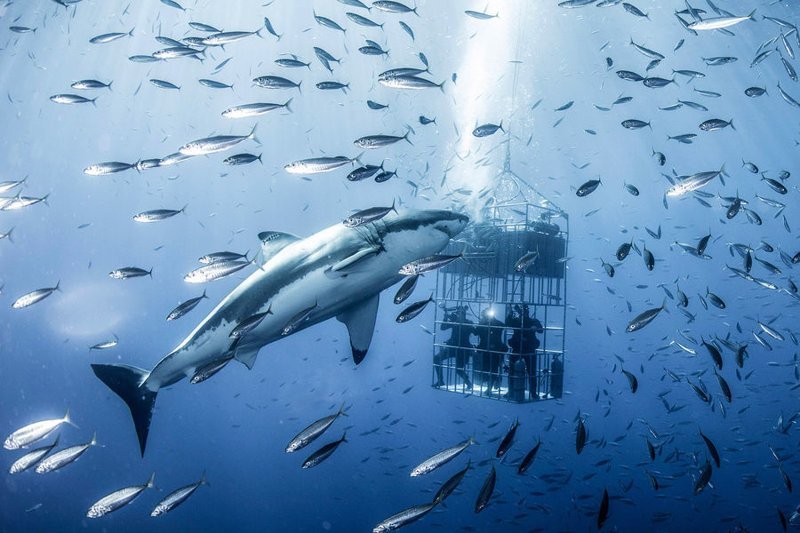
<box><xmin>232</xmin><ymin>337</ymin><xmax>260</xmax><ymax>370</ymax></box>
<box><xmin>235</xmin><ymin>346</ymin><xmax>258</xmax><ymax>370</ymax></box>
<box><xmin>257</xmin><ymin>231</ymin><xmax>300</xmax><ymax>265</ymax></box>
<box><xmin>336</xmin><ymin>294</ymin><xmax>379</xmax><ymax>365</ymax></box>
<box><xmin>91</xmin><ymin>364</ymin><xmax>156</xmax><ymax>457</ymax></box>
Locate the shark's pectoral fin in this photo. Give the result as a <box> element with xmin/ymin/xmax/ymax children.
<box><xmin>234</xmin><ymin>344</ymin><xmax>260</xmax><ymax>370</ymax></box>
<box><xmin>257</xmin><ymin>231</ymin><xmax>300</xmax><ymax>265</ymax></box>
<box><xmin>336</xmin><ymin>294</ymin><xmax>379</xmax><ymax>365</ymax></box>
<box><xmin>329</xmin><ymin>246</ymin><xmax>381</xmax><ymax>275</ymax></box>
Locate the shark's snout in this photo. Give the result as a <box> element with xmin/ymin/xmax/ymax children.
<box><xmin>433</xmin><ymin>212</ymin><xmax>469</xmax><ymax>238</ymax></box>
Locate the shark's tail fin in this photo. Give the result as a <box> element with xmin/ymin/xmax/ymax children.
<box><xmin>91</xmin><ymin>364</ymin><xmax>156</xmax><ymax>457</ymax></box>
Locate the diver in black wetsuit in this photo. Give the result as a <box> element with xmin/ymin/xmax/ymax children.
<box><xmin>433</xmin><ymin>306</ymin><xmax>475</xmax><ymax>390</ymax></box>
<box><xmin>475</xmin><ymin>307</ymin><xmax>506</xmax><ymax>393</ymax></box>
<box><xmin>506</xmin><ymin>304</ymin><xmax>543</xmax><ymax>400</ymax></box>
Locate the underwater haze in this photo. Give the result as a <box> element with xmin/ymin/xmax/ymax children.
<box><xmin>1</xmin><ymin>0</ymin><xmax>800</xmax><ymax>532</ymax></box>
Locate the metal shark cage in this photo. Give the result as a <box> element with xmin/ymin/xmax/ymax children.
<box><xmin>431</xmin><ymin>142</ymin><xmax>568</xmax><ymax>403</ymax></box>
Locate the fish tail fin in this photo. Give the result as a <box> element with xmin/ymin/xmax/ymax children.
<box><xmin>63</xmin><ymin>407</ymin><xmax>79</xmax><ymax>429</ymax></box>
<box><xmin>201</xmin><ymin>289</ymin><xmax>207</xmax><ymax>299</ymax></box>
<box><xmin>90</xmin><ymin>97</ymin><xmax>98</xmax><ymax>107</ymax></box>
<box><xmin>199</xmin><ymin>470</ymin><xmax>209</xmax><ymax>486</ymax></box>
<box><xmin>91</xmin><ymin>364</ymin><xmax>156</xmax><ymax>457</ymax></box>
<box><xmin>146</xmin><ymin>472</ymin><xmax>155</xmax><ymax>489</ymax></box>
<box><xmin>255</xmin><ymin>27</ymin><xmax>264</xmax><ymax>39</ymax></box>
<box><xmin>391</xmin><ymin>198</ymin><xmax>397</xmax><ymax>214</ymax></box>
<box><xmin>338</xmin><ymin>402</ymin><xmax>348</xmax><ymax>417</ymax></box>
<box><xmin>249</xmin><ymin>123</ymin><xmax>260</xmax><ymax>145</ymax></box>
<box><xmin>180</xmin><ymin>203</ymin><xmax>188</xmax><ymax>214</ymax></box>
<box><xmin>283</xmin><ymin>97</ymin><xmax>293</xmax><ymax>113</ymax></box>
<box><xmin>297</xmin><ymin>81</ymin><xmax>302</xmax><ymax>94</ymax></box>
<box><xmin>89</xmin><ymin>431</ymin><xmax>97</xmax><ymax>446</ymax></box>
<box><xmin>148</xmin><ymin>268</ymin><xmax>153</xmax><ymax>278</ymax></box>
<box><xmin>107</xmin><ymin>81</ymin><xmax>113</xmax><ymax>91</ymax></box>
<box><xmin>403</xmin><ymin>130</ymin><xmax>414</xmax><ymax>146</ymax></box>
<box><xmin>128</xmin><ymin>27</ymin><xmax>135</xmax><ymax>37</ymax></box>
<box><xmin>257</xmin><ymin>154</ymin><xmax>263</xmax><ymax>164</ymax></box>
<box><xmin>729</xmin><ymin>119</ymin><xmax>735</xmax><ymax>131</ymax></box>
<box><xmin>341</xmin><ymin>431</ymin><xmax>348</xmax><ymax>443</ymax></box>
<box><xmin>438</xmin><ymin>80</ymin><xmax>446</xmax><ymax>93</ymax></box>
<box><xmin>748</xmin><ymin>9</ymin><xmax>756</xmax><ymax>21</ymax></box>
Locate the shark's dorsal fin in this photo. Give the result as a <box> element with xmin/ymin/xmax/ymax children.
<box><xmin>336</xmin><ymin>294</ymin><xmax>379</xmax><ymax>365</ymax></box>
<box><xmin>257</xmin><ymin>231</ymin><xmax>300</xmax><ymax>265</ymax></box>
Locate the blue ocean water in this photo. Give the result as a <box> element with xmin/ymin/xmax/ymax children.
<box><xmin>1</xmin><ymin>0</ymin><xmax>800</xmax><ymax>531</ymax></box>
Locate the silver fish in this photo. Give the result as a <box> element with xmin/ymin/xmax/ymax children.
<box><xmin>410</xmin><ymin>437</ymin><xmax>475</xmax><ymax>477</ymax></box>
<box><xmin>87</xmin><ymin>473</ymin><xmax>155</xmax><ymax>518</ymax></box>
<box><xmin>9</xmin><ymin>436</ymin><xmax>60</xmax><ymax>474</ymax></box>
<box><xmin>12</xmin><ymin>282</ymin><xmax>60</xmax><ymax>309</ymax></box>
<box><xmin>190</xmin><ymin>355</ymin><xmax>234</xmax><ymax>384</ymax></box>
<box><xmin>184</xmin><ymin>260</ymin><xmax>254</xmax><ymax>283</ymax></box>
<box><xmin>688</xmin><ymin>11</ymin><xmax>755</xmax><ymax>30</ymax></box>
<box><xmin>201</xmin><ymin>29</ymin><xmax>262</xmax><ymax>46</ymax></box>
<box><xmin>474</xmin><ymin>466</ymin><xmax>497</xmax><ymax>513</ymax></box>
<box><xmin>229</xmin><ymin>306</ymin><xmax>272</xmax><ymax>338</ymax></box>
<box><xmin>150</xmin><ymin>472</ymin><xmax>207</xmax><ymax>517</ymax></box>
<box><xmin>343</xmin><ymin>202</ymin><xmax>397</xmax><ymax>227</ymax></box>
<box><xmin>84</xmin><ymin>161</ymin><xmax>133</xmax><ymax>176</ymax></box>
<box><xmin>284</xmin><ymin>156</ymin><xmax>358</xmax><ymax>175</ymax></box>
<box><xmin>167</xmin><ymin>291</ymin><xmax>208</xmax><ymax>321</ymax></box>
<box><xmin>282</xmin><ymin>302</ymin><xmax>318</xmax><ymax>336</ymax></box>
<box><xmin>378</xmin><ymin>75</ymin><xmax>444</xmax><ymax>90</ymax></box>
<box><xmin>4</xmin><ymin>410</ymin><xmax>73</xmax><ymax>450</ymax></box>
<box><xmin>373</xmin><ymin>503</ymin><xmax>436</xmax><ymax>533</ymax></box>
<box><xmin>666</xmin><ymin>165</ymin><xmax>725</xmax><ymax>197</ymax></box>
<box><xmin>50</xmin><ymin>94</ymin><xmax>97</xmax><ymax>105</ymax></box>
<box><xmin>286</xmin><ymin>404</ymin><xmax>346</xmax><ymax>453</ymax></box>
<box><xmin>109</xmin><ymin>267</ymin><xmax>152</xmax><ymax>279</ymax></box>
<box><xmin>354</xmin><ymin>132</ymin><xmax>412</xmax><ymax>149</ymax></box>
<box><xmin>90</xmin><ymin>335</ymin><xmax>118</xmax><ymax>350</ymax></box>
<box><xmin>199</xmin><ymin>251</ymin><xmax>249</xmax><ymax>264</ymax></box>
<box><xmin>133</xmin><ymin>206</ymin><xmax>186</xmax><ymax>222</ymax></box>
<box><xmin>35</xmin><ymin>432</ymin><xmax>97</xmax><ymax>473</ymax></box>
<box><xmin>301</xmin><ymin>433</ymin><xmax>347</xmax><ymax>468</ymax></box>
<box><xmin>89</xmin><ymin>29</ymin><xmax>134</xmax><ymax>44</ymax></box>
<box><xmin>399</xmin><ymin>254</ymin><xmax>462</xmax><ymax>276</ymax></box>
<box><xmin>626</xmin><ymin>302</ymin><xmax>665</xmax><ymax>332</ymax></box>
<box><xmin>179</xmin><ymin>126</ymin><xmax>257</xmax><ymax>156</ymax></box>
<box><xmin>393</xmin><ymin>275</ymin><xmax>419</xmax><ymax>305</ymax></box>
<box><xmin>252</xmin><ymin>75</ymin><xmax>301</xmax><ymax>90</ymax></box>
<box><xmin>221</xmin><ymin>100</ymin><xmax>292</xmax><ymax>118</ymax></box>
<box><xmin>514</xmin><ymin>249</ymin><xmax>540</xmax><ymax>272</ymax></box>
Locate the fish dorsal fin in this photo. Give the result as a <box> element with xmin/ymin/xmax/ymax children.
<box><xmin>336</xmin><ymin>294</ymin><xmax>379</xmax><ymax>365</ymax></box>
<box><xmin>257</xmin><ymin>231</ymin><xmax>299</xmax><ymax>265</ymax></box>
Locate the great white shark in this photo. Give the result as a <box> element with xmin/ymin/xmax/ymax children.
<box><xmin>92</xmin><ymin>209</ymin><xmax>469</xmax><ymax>456</ymax></box>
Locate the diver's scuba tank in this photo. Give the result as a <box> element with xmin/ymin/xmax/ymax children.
<box><xmin>509</xmin><ymin>357</ymin><xmax>527</xmax><ymax>401</ymax></box>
